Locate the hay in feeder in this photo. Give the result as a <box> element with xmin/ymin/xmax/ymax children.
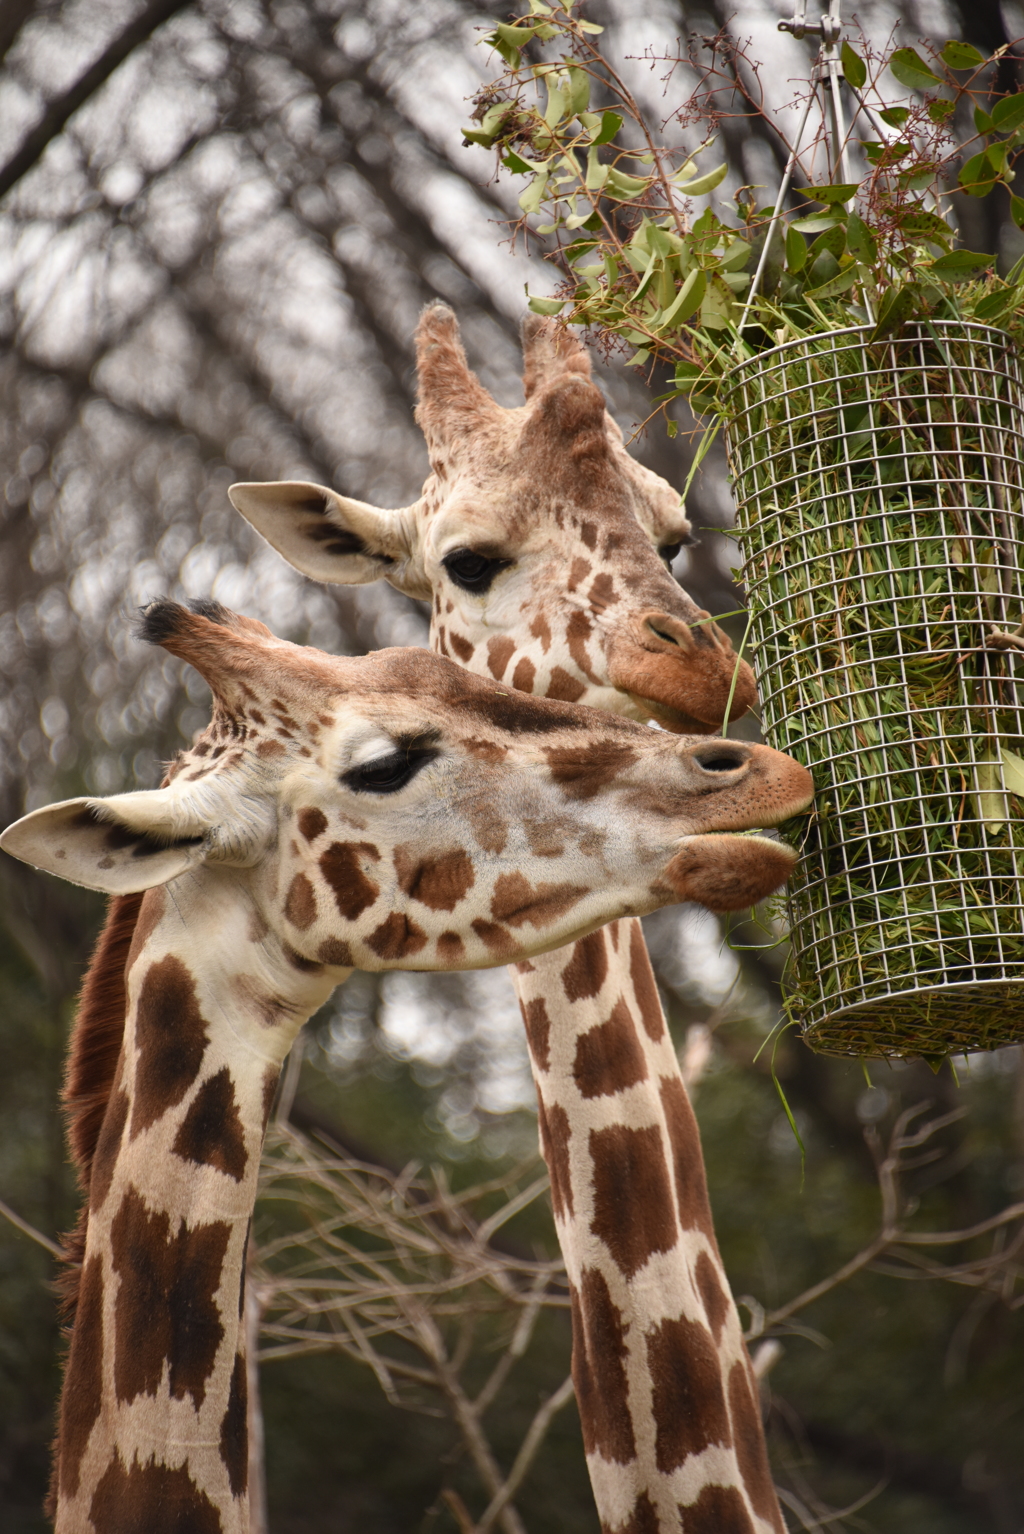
<box><xmin>722</xmin><ymin>321</ymin><xmax>1024</xmax><ymax>1059</ymax></box>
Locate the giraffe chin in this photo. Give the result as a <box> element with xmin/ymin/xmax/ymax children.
<box><xmin>662</xmin><ymin>833</ymin><xmax>798</xmax><ymax>913</ymax></box>
<box><xmin>624</xmin><ymin>691</ymin><xmax>720</xmax><ymax>735</ymax></box>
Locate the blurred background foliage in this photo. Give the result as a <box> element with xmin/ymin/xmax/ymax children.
<box><xmin>1</xmin><ymin>1</ymin><xmax>1023</xmax><ymax>1531</ymax></box>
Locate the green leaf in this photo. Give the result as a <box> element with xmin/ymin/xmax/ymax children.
<box><xmin>790</xmin><ymin>214</ymin><xmax>843</xmax><ymax>233</ymax></box>
<box><xmin>846</xmin><ymin>210</ymin><xmax>878</xmax><ymax>263</ymax></box>
<box><xmin>930</xmin><ymin>249</ymin><xmax>993</xmax><ymax>276</ymax></box>
<box><xmin>1001</xmin><ymin>747</ymin><xmax>1024</xmax><ymax>798</ymax></box>
<box><xmin>974</xmin><ymin>105</ymin><xmax>995</xmax><ymax>134</ymax></box>
<box><xmin>527</xmin><ymin>294</ymin><xmax>565</xmax><ymax>315</ymax></box>
<box><xmin>804</xmin><ymin>263</ymin><xmax>862</xmax><ymax>299</ymax></box>
<box><xmin>880</xmin><ymin>106</ymin><xmax>911</xmax><ymax>126</ymax></box>
<box><xmin>674</xmin><ymin>360</ymin><xmax>705</xmax><ymax>383</ymax></box>
<box><xmin>941</xmin><ymin>40</ymin><xmax>985</xmax><ymax>69</ymax></box>
<box><xmin>974</xmin><ymin>286</ymin><xmax>1017</xmax><ymax>320</ymax></box>
<box><xmin>960</xmin><ymin>150</ymin><xmax>997</xmax><ymax>194</ymax></box>
<box><xmin>519</xmin><ymin>170</ymin><xmax>550</xmax><ymax>214</ymax></box>
<box><xmin>890</xmin><ymin>47</ymin><xmax>943</xmax><ymax>91</ymax></box>
<box><xmin>899</xmin><ymin>208</ymin><xmax>954</xmax><ymax>244</ymax></box>
<box><xmin>927</xmin><ymin>99</ymin><xmax>956</xmax><ymax>122</ymax></box>
<box><xmin>871</xmin><ymin>282</ymin><xmax>919</xmax><ymax>339</ymax></box>
<box><xmin>463</xmin><ymin>129</ymin><xmax>495</xmax><ymax>149</ymax></box>
<box><xmin>785</xmin><ymin>223</ymin><xmax>807</xmax><ymax>272</ymax></box>
<box><xmin>544</xmin><ymin>79</ymin><xmax>569</xmax><ymax>127</ymax></box>
<box><xmin>798</xmin><ymin>183</ymin><xmax>859</xmax><ymax>204</ymax></box>
<box><xmin>1012</xmin><ymin>194</ymin><xmax>1024</xmax><ymax>230</ymax></box>
<box><xmin>992</xmin><ymin>91</ymin><xmax>1024</xmax><ymax>133</ymax></box>
<box><xmin>502</xmin><ymin>150</ymin><xmax>539</xmax><ymax>174</ymax></box>
<box><xmin>680</xmin><ymin>162</ymin><xmax>728</xmax><ymax>197</ymax></box>
<box><xmin>659</xmin><ymin>267</ymin><xmax>707</xmax><ymax>327</ymax></box>
<box><xmin>496</xmin><ymin>22</ymin><xmax>538</xmax><ymax>46</ymax></box>
<box><xmin>585</xmin><ymin>147</ymin><xmax>609</xmax><ymax>190</ymax></box>
<box><xmin>591</xmin><ymin>111</ymin><xmax>622</xmax><ymax>147</ymax></box>
<box><xmin>841</xmin><ymin>42</ymin><xmax>867</xmax><ymax>89</ymax></box>
<box><xmin>481</xmin><ymin>101</ymin><xmax>516</xmax><ymax>136</ymax></box>
<box><xmin>578</xmin><ymin>20</ymin><xmax>604</xmax><ymax>33</ymax></box>
<box><xmin>566</xmin><ymin>66</ymin><xmax>591</xmax><ymax>116</ymax></box>
<box><xmin>605</xmin><ymin>168</ymin><xmax>652</xmax><ymax>200</ymax></box>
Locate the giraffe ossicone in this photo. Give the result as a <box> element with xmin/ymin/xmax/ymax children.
<box><xmin>1</xmin><ymin>601</ymin><xmax>811</xmax><ymax>1534</ymax></box>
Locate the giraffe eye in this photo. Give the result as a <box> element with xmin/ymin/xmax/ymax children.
<box><xmin>442</xmin><ymin>548</ymin><xmax>512</xmax><ymax>593</ymax></box>
<box><xmin>343</xmin><ymin>746</ymin><xmax>439</xmax><ymax>794</ymax></box>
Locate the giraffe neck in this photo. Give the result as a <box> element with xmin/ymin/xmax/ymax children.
<box><xmin>53</xmin><ymin>882</ymin><xmax>335</xmax><ymax>1534</ymax></box>
<box><xmin>513</xmin><ymin>922</ymin><xmax>784</xmax><ymax>1534</ymax></box>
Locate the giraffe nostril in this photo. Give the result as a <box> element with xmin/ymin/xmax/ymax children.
<box><xmin>691</xmin><ymin>744</ymin><xmax>749</xmax><ymax>773</ymax></box>
<box><xmin>644</xmin><ymin>616</ymin><xmax>685</xmax><ymax>647</ymax></box>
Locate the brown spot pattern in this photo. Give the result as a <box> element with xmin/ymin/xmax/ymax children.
<box><xmin>570</xmin><ymin>1269</ymin><xmax>636</xmax><ymax>1464</ymax></box>
<box><xmin>256</xmin><ymin>738</ymin><xmax>286</xmax><ymax>758</ymax></box>
<box><xmin>470</xmin><ymin>917</ymin><xmax>516</xmax><ymax>958</ymax></box>
<box><xmin>562</xmin><ymin>929</ymin><xmax>609</xmax><ymax>1002</ymax></box>
<box><xmin>695</xmin><ymin>1250</ymin><xmax>730</xmax><ymax>1344</ymax></box>
<box><xmin>90</xmin><ymin>1086</ymin><xmax>129</xmax><ymax>1212</ymax></box>
<box><xmin>605</xmin><ymin>1492</ymin><xmax>660</xmax><ymax>1534</ymax></box>
<box><xmin>89</xmin><ymin>1455</ymin><xmax>222</xmax><ymax>1534</ymax></box>
<box><xmin>647</xmin><ymin>1312</ymin><xmax>732</xmax><ymax>1473</ymax></box>
<box><xmin>546</xmin><ymin>666</ymin><xmax>586</xmax><ymax>703</ymax></box>
<box><xmin>680</xmin><ymin>1485</ymin><xmax>757</xmax><ymax>1534</ymax></box>
<box><xmin>629</xmin><ymin>921</ymin><xmax>665</xmax><ymax>1042</ymax></box>
<box><xmin>728</xmin><ymin>1359</ymin><xmax>781</xmax><ymax>1529</ymax></box>
<box><xmin>57</xmin><ymin>1256</ymin><xmax>104</xmax><ymax>1497</ymax></box>
<box><xmin>394</xmin><ymin>845</ymin><xmax>474</xmax><ymax>911</ymax></box>
<box><xmin>573</xmin><ymin>996</ymin><xmax>648</xmax><ymax>1099</ymax></box>
<box><xmin>567</xmin><ymin>556</ymin><xmax>591</xmax><ymax>592</ymax></box>
<box><xmin>436</xmin><ymin>931</ymin><xmax>466</xmax><ymax>964</ymax></box>
<box><xmin>261</xmin><ymin>1067</ymin><xmax>279</xmax><ymax>1130</ymax></box>
<box><xmin>567</xmin><ymin>609</ymin><xmax>601</xmax><ymax>682</ymax></box>
<box><xmin>130</xmin><ymin>955</ymin><xmax>209</xmax><ymax>1139</ymax></box>
<box><xmin>530</xmin><ymin>612</ymin><xmax>552</xmax><ymax>651</ymax></box>
<box><xmin>298</xmin><ymin>806</ymin><xmax>327</xmax><ymax>841</ymax></box>
<box><xmin>659</xmin><ymin>1076</ymin><xmax>715</xmax><ymax>1240</ymax></box>
<box><xmin>449</xmin><ymin>630</ymin><xmax>474</xmax><ymax>663</ymax></box>
<box><xmin>220</xmin><ymin>1352</ymin><xmax>249</xmax><ymax>1497</ymax></box>
<box><xmin>126</xmin><ymin>885</ymin><xmax>166</xmax><ymax>970</ymax></box>
<box><xmin>284</xmin><ymin>872</ymin><xmax>317</xmax><ymax>930</ymax></box>
<box><xmin>580</xmin><ymin>520</ymin><xmax>598</xmax><ymax>550</ymax></box>
<box><xmin>512</xmin><ymin>656</ymin><xmax>536</xmax><ymax>692</ymax></box>
<box><xmin>320</xmin><ymin>841</ymin><xmax>380</xmax><ymax>921</ymax></box>
<box><xmin>111</xmin><ymin>1186</ymin><xmax>230</xmax><ymax>1410</ymax></box>
<box><xmin>319</xmin><ymin>938</ymin><xmax>354</xmax><ymax>966</ymax></box>
<box><xmin>490</xmin><ymin>872</ymin><xmax>585</xmax><ymax>928</ymax></box>
<box><xmin>537</xmin><ymin>1098</ymin><xmax>573</xmax><ymax>1220</ymax></box>
<box><xmin>524</xmin><ymin>817</ymin><xmax>566</xmax><ymax>858</ymax></box>
<box><xmin>171</xmin><ymin>1067</ymin><xmax>248</xmax><ymax>1183</ymax></box>
<box><xmin>367</xmin><ymin>912</ymin><xmax>428</xmax><ymax>960</ymax></box>
<box><xmin>590</xmin><ymin>1124</ymin><xmax>678</xmax><ymax>1278</ymax></box>
<box><xmin>545</xmin><ymin>741</ymin><xmax>639</xmax><ymax>800</ymax></box>
<box><xmin>588</xmin><ymin>571</ymin><xmax>619</xmax><ymax>610</ymax></box>
<box><xmin>487</xmin><ymin>635</ymin><xmax>516</xmax><ymax>680</ymax></box>
<box><xmin>519</xmin><ymin>995</ymin><xmax>552</xmax><ymax>1072</ymax></box>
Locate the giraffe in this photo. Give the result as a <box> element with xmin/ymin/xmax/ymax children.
<box><xmin>229</xmin><ymin>306</ymin><xmax>790</xmax><ymax>1533</ymax></box>
<box><xmin>2</xmin><ymin>599</ymin><xmax>812</xmax><ymax>1534</ymax></box>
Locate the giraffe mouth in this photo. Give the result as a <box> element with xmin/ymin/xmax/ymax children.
<box><xmin>625</xmin><ymin>691</ymin><xmax>720</xmax><ymax>735</ymax></box>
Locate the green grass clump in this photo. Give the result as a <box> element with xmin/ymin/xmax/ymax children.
<box><xmin>723</xmin><ymin>321</ymin><xmax>1024</xmax><ymax>1058</ymax></box>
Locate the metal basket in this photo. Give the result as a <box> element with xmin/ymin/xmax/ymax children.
<box><xmin>721</xmin><ymin>322</ymin><xmax>1024</xmax><ymax>1058</ymax></box>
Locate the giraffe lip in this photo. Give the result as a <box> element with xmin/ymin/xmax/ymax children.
<box><xmin>625</xmin><ymin>691</ymin><xmax>719</xmax><ymax>735</ymax></box>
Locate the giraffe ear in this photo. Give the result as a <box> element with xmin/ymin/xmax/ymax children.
<box><xmin>1</xmin><ymin>795</ymin><xmax>208</xmax><ymax>895</ymax></box>
<box><xmin>229</xmin><ymin>481</ymin><xmax>426</xmax><ymax>595</ymax></box>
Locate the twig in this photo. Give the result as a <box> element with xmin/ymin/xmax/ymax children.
<box><xmin>0</xmin><ymin>1196</ymin><xmax>63</xmax><ymax>1258</ymax></box>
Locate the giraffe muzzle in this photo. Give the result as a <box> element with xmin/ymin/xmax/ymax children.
<box><xmin>610</xmin><ymin>611</ymin><xmax>759</xmax><ymax>733</ymax></box>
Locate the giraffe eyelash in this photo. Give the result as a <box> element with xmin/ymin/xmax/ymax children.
<box><xmin>341</xmin><ymin>736</ymin><xmax>440</xmax><ymax>795</ymax></box>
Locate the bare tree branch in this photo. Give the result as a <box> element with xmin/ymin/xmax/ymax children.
<box><xmin>0</xmin><ymin>0</ymin><xmax>192</xmax><ymax>202</ymax></box>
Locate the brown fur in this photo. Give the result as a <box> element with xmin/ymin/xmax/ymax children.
<box><xmin>48</xmin><ymin>892</ymin><xmax>144</xmax><ymax>1515</ymax></box>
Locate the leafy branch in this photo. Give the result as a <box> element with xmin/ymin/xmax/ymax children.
<box><xmin>464</xmin><ymin>2</ymin><xmax>1024</xmax><ymax>418</ymax></box>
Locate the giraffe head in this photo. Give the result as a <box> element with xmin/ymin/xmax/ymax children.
<box><xmin>228</xmin><ymin>305</ymin><xmax>757</xmax><ymax>734</ymax></box>
<box><xmin>2</xmin><ymin>602</ymin><xmax>810</xmax><ymax>971</ymax></box>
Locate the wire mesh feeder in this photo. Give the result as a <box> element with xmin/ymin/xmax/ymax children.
<box><xmin>720</xmin><ymin>321</ymin><xmax>1024</xmax><ymax>1058</ymax></box>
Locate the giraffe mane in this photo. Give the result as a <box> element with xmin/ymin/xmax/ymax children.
<box><xmin>57</xmin><ymin>891</ymin><xmax>144</xmax><ymax>1313</ymax></box>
